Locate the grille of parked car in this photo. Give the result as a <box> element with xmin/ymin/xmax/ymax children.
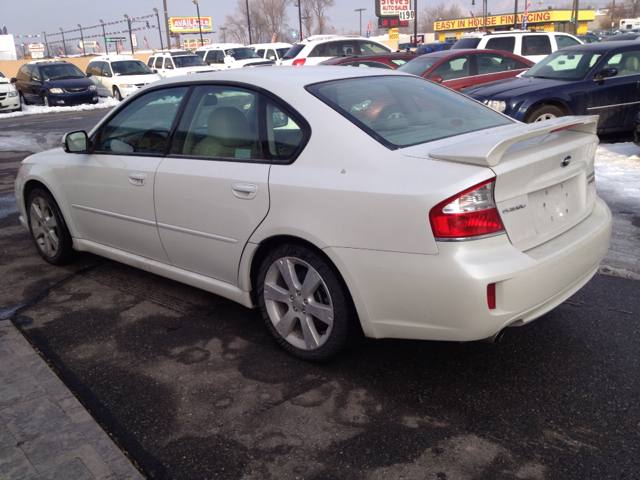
<box><xmin>0</xmin><ymin>93</ymin><xmax>6</xmax><ymax>100</ymax></box>
<box><xmin>64</xmin><ymin>86</ymin><xmax>89</xmax><ymax>93</ymax></box>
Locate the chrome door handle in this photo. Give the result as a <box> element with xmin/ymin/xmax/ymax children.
<box><xmin>128</xmin><ymin>172</ymin><xmax>147</xmax><ymax>186</ymax></box>
<box><xmin>232</xmin><ymin>183</ymin><xmax>258</xmax><ymax>200</ymax></box>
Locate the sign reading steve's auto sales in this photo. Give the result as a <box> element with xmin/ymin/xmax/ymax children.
<box><xmin>375</xmin><ymin>0</ymin><xmax>410</xmax><ymax>17</ymax></box>
<box><xmin>169</xmin><ymin>16</ymin><xmax>213</xmax><ymax>33</ymax></box>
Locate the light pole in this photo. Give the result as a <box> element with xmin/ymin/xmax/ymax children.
<box><xmin>514</xmin><ymin>0</ymin><xmax>518</xmax><ymax>29</ymax></box>
<box><xmin>193</xmin><ymin>0</ymin><xmax>204</xmax><ymax>47</ymax></box>
<box><xmin>99</xmin><ymin>19</ymin><xmax>108</xmax><ymax>53</ymax></box>
<box><xmin>220</xmin><ymin>27</ymin><xmax>227</xmax><ymax>43</ymax></box>
<box><xmin>611</xmin><ymin>0</ymin><xmax>616</xmax><ymax>32</ymax></box>
<box><xmin>153</xmin><ymin>8</ymin><xmax>164</xmax><ymax>50</ymax></box>
<box><xmin>355</xmin><ymin>8</ymin><xmax>366</xmax><ymax>35</ymax></box>
<box><xmin>295</xmin><ymin>2</ymin><xmax>303</xmax><ymax>40</ymax></box>
<box><xmin>246</xmin><ymin>0</ymin><xmax>253</xmax><ymax>43</ymax></box>
<box><xmin>124</xmin><ymin>14</ymin><xmax>134</xmax><ymax>54</ymax></box>
<box><xmin>59</xmin><ymin>28</ymin><xmax>67</xmax><ymax>56</ymax></box>
<box><xmin>162</xmin><ymin>0</ymin><xmax>171</xmax><ymax>49</ymax></box>
<box><xmin>77</xmin><ymin>24</ymin><xmax>86</xmax><ymax>55</ymax></box>
<box><xmin>42</xmin><ymin>31</ymin><xmax>50</xmax><ymax>58</ymax></box>
<box><xmin>413</xmin><ymin>0</ymin><xmax>417</xmax><ymax>46</ymax></box>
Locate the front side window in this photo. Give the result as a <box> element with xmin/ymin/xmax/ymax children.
<box><xmin>522</xmin><ymin>35</ymin><xmax>552</xmax><ymax>56</ymax></box>
<box><xmin>604</xmin><ymin>50</ymin><xmax>640</xmax><ymax>76</ymax></box>
<box><xmin>30</xmin><ymin>67</ymin><xmax>41</xmax><ymax>82</ymax></box>
<box><xmin>101</xmin><ymin>63</ymin><xmax>112</xmax><ymax>77</ymax></box>
<box><xmin>94</xmin><ymin>87</ymin><xmax>188</xmax><ymax>155</ymax></box>
<box><xmin>307</xmin><ymin>76</ymin><xmax>512</xmax><ymax>149</ymax></box>
<box><xmin>174</xmin><ymin>55</ymin><xmax>207</xmax><ymax>67</ymax></box>
<box><xmin>525</xmin><ymin>51</ymin><xmax>602</xmax><ymax>80</ymax></box>
<box><xmin>485</xmin><ymin>36</ymin><xmax>516</xmax><ymax>53</ymax></box>
<box><xmin>390</xmin><ymin>58</ymin><xmax>410</xmax><ymax>67</ymax></box>
<box><xmin>147</xmin><ymin>57</ymin><xmax>155</xmax><ymax>67</ymax></box>
<box><xmin>225</xmin><ymin>47</ymin><xmax>261</xmax><ymax>59</ymax></box>
<box><xmin>165</xmin><ymin>59</ymin><xmax>174</xmax><ymax>69</ymax></box>
<box><xmin>555</xmin><ymin>35</ymin><xmax>581</xmax><ymax>49</ymax></box>
<box><xmin>111</xmin><ymin>60</ymin><xmax>154</xmax><ymax>75</ymax></box>
<box><xmin>358</xmin><ymin>41</ymin><xmax>392</xmax><ymax>54</ymax></box>
<box><xmin>171</xmin><ymin>86</ymin><xmax>260</xmax><ymax>160</ymax></box>
<box><xmin>266</xmin><ymin>49</ymin><xmax>276</xmax><ymax>59</ymax></box>
<box><xmin>155</xmin><ymin>57</ymin><xmax>163</xmax><ymax>68</ymax></box>
<box><xmin>430</xmin><ymin>55</ymin><xmax>469</xmax><ymax>80</ymax></box>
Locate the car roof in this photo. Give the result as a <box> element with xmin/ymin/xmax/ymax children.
<box><xmin>561</xmin><ymin>40</ymin><xmax>640</xmax><ymax>51</ymax></box>
<box><xmin>249</xmin><ymin>43</ymin><xmax>292</xmax><ymax>48</ymax></box>
<box><xmin>90</xmin><ymin>55</ymin><xmax>140</xmax><ymax>63</ymax></box>
<box><xmin>416</xmin><ymin>48</ymin><xmax>533</xmax><ymax>63</ymax></box>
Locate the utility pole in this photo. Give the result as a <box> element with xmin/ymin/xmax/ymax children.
<box><xmin>193</xmin><ymin>0</ymin><xmax>204</xmax><ymax>47</ymax></box>
<box><xmin>611</xmin><ymin>0</ymin><xmax>616</xmax><ymax>32</ymax></box>
<box><xmin>42</xmin><ymin>31</ymin><xmax>50</xmax><ymax>58</ymax></box>
<box><xmin>163</xmin><ymin>0</ymin><xmax>171</xmax><ymax>50</ymax></box>
<box><xmin>573</xmin><ymin>0</ymin><xmax>580</xmax><ymax>35</ymax></box>
<box><xmin>59</xmin><ymin>28</ymin><xmax>67</xmax><ymax>56</ymax></box>
<box><xmin>514</xmin><ymin>0</ymin><xmax>519</xmax><ymax>30</ymax></box>
<box><xmin>124</xmin><ymin>14</ymin><xmax>134</xmax><ymax>54</ymax></box>
<box><xmin>78</xmin><ymin>24</ymin><xmax>86</xmax><ymax>55</ymax></box>
<box><xmin>246</xmin><ymin>0</ymin><xmax>253</xmax><ymax>43</ymax></box>
<box><xmin>355</xmin><ymin>8</ymin><xmax>366</xmax><ymax>35</ymax></box>
<box><xmin>297</xmin><ymin>2</ymin><xmax>303</xmax><ymax>40</ymax></box>
<box><xmin>152</xmin><ymin>9</ymin><xmax>164</xmax><ymax>51</ymax></box>
<box><xmin>220</xmin><ymin>27</ymin><xmax>227</xmax><ymax>43</ymax></box>
<box><xmin>414</xmin><ymin>0</ymin><xmax>418</xmax><ymax>46</ymax></box>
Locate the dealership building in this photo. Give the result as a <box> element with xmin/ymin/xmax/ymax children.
<box><xmin>435</xmin><ymin>9</ymin><xmax>596</xmax><ymax>42</ymax></box>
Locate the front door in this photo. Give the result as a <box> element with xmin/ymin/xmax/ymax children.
<box><xmin>65</xmin><ymin>86</ymin><xmax>189</xmax><ymax>262</ymax></box>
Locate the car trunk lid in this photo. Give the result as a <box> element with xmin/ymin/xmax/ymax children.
<box><xmin>406</xmin><ymin>116</ymin><xmax>600</xmax><ymax>251</ymax></box>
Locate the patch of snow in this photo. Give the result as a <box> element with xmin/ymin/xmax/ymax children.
<box><xmin>0</xmin><ymin>97</ymin><xmax>118</xmax><ymax>119</ymax></box>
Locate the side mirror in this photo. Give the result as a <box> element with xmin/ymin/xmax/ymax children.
<box><xmin>62</xmin><ymin>131</ymin><xmax>89</xmax><ymax>153</ymax></box>
<box><xmin>428</xmin><ymin>74</ymin><xmax>444</xmax><ymax>84</ymax></box>
<box><xmin>153</xmin><ymin>69</ymin><xmax>158</xmax><ymax>73</ymax></box>
<box><xmin>104</xmin><ymin>72</ymin><xmax>112</xmax><ymax>77</ymax></box>
<box><xmin>10</xmin><ymin>77</ymin><xmax>17</xmax><ymax>83</ymax></box>
<box><xmin>85</xmin><ymin>72</ymin><xmax>92</xmax><ymax>77</ymax></box>
<box><xmin>269</xmin><ymin>55</ymin><xmax>276</xmax><ymax>60</ymax></box>
<box><xmin>594</xmin><ymin>67</ymin><xmax>618</xmax><ymax>81</ymax></box>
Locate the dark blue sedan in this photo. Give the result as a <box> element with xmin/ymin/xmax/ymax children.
<box><xmin>463</xmin><ymin>41</ymin><xmax>640</xmax><ymax>134</ymax></box>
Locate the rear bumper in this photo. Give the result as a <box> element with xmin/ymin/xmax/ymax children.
<box><xmin>325</xmin><ymin>196</ymin><xmax>612</xmax><ymax>341</ymax></box>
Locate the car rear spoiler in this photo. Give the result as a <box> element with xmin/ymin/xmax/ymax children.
<box><xmin>429</xmin><ymin>116</ymin><xmax>599</xmax><ymax>167</ymax></box>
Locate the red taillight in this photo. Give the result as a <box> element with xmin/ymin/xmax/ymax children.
<box><xmin>292</xmin><ymin>58</ymin><xmax>306</xmax><ymax>66</ymax></box>
<box><xmin>487</xmin><ymin>283</ymin><xmax>496</xmax><ymax>310</ymax></box>
<box><xmin>429</xmin><ymin>179</ymin><xmax>504</xmax><ymax>239</ymax></box>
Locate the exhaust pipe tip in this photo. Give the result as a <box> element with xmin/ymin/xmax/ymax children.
<box><xmin>482</xmin><ymin>329</ymin><xmax>506</xmax><ymax>344</ymax></box>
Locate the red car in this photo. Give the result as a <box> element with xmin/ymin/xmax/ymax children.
<box><xmin>396</xmin><ymin>49</ymin><xmax>534</xmax><ymax>91</ymax></box>
<box><xmin>318</xmin><ymin>53</ymin><xmax>418</xmax><ymax>70</ymax></box>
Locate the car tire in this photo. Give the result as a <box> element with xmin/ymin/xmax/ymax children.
<box><xmin>525</xmin><ymin>105</ymin><xmax>565</xmax><ymax>123</ymax></box>
<box><xmin>19</xmin><ymin>92</ymin><xmax>28</xmax><ymax>106</ymax></box>
<box><xmin>41</xmin><ymin>93</ymin><xmax>50</xmax><ymax>107</ymax></box>
<box><xmin>26</xmin><ymin>188</ymin><xmax>75</xmax><ymax>265</ymax></box>
<box><xmin>113</xmin><ymin>87</ymin><xmax>122</xmax><ymax>101</ymax></box>
<box><xmin>257</xmin><ymin>244</ymin><xmax>356</xmax><ymax>361</ymax></box>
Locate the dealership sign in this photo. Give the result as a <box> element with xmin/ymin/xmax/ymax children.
<box><xmin>375</xmin><ymin>0</ymin><xmax>410</xmax><ymax>17</ymax></box>
<box><xmin>169</xmin><ymin>16</ymin><xmax>213</xmax><ymax>33</ymax></box>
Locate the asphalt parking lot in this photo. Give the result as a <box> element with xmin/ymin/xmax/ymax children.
<box><xmin>1</xmin><ymin>110</ymin><xmax>639</xmax><ymax>479</ymax></box>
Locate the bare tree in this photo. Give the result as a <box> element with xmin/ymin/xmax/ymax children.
<box><xmin>307</xmin><ymin>0</ymin><xmax>335</xmax><ymax>35</ymax></box>
<box><xmin>300</xmin><ymin>0</ymin><xmax>316</xmax><ymax>36</ymax></box>
<box><xmin>597</xmin><ymin>0</ymin><xmax>635</xmax><ymax>30</ymax></box>
<box><xmin>257</xmin><ymin>0</ymin><xmax>293</xmax><ymax>41</ymax></box>
<box><xmin>418</xmin><ymin>3</ymin><xmax>463</xmax><ymax>34</ymax></box>
<box><xmin>225</xmin><ymin>0</ymin><xmax>290</xmax><ymax>44</ymax></box>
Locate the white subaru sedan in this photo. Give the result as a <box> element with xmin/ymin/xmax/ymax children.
<box><xmin>14</xmin><ymin>67</ymin><xmax>612</xmax><ymax>360</ymax></box>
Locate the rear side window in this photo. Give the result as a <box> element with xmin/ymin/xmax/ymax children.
<box><xmin>555</xmin><ymin>35</ymin><xmax>581</xmax><ymax>49</ymax></box>
<box><xmin>522</xmin><ymin>35</ymin><xmax>552</xmax><ymax>56</ymax></box>
<box><xmin>308</xmin><ymin>44</ymin><xmax>328</xmax><ymax>57</ymax></box>
<box><xmin>451</xmin><ymin>38</ymin><xmax>481</xmax><ymax>49</ymax></box>
<box><xmin>307</xmin><ymin>76</ymin><xmax>512</xmax><ymax>149</ymax></box>
<box><xmin>358</xmin><ymin>41</ymin><xmax>391</xmax><ymax>54</ymax></box>
<box><xmin>327</xmin><ymin>41</ymin><xmax>356</xmax><ymax>56</ymax></box>
<box><xmin>476</xmin><ymin>53</ymin><xmax>524</xmax><ymax>74</ymax></box>
<box><xmin>485</xmin><ymin>36</ymin><xmax>516</xmax><ymax>53</ymax></box>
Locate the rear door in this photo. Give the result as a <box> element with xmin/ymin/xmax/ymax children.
<box><xmin>428</xmin><ymin>54</ymin><xmax>473</xmax><ymax>91</ymax></box>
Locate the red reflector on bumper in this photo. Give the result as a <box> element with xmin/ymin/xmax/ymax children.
<box><xmin>487</xmin><ymin>283</ymin><xmax>496</xmax><ymax>310</ymax></box>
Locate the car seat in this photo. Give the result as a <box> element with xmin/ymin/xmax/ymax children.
<box><xmin>479</xmin><ymin>57</ymin><xmax>494</xmax><ymax>74</ymax></box>
<box><xmin>193</xmin><ymin>107</ymin><xmax>258</xmax><ymax>158</ymax></box>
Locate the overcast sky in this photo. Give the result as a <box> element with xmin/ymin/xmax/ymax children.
<box><xmin>3</xmin><ymin>0</ymin><xmax>577</xmax><ymax>48</ymax></box>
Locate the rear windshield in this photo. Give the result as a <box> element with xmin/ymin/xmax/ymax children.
<box><xmin>451</xmin><ymin>38</ymin><xmax>481</xmax><ymax>49</ymax></box>
<box><xmin>396</xmin><ymin>56</ymin><xmax>442</xmax><ymax>76</ymax></box>
<box><xmin>282</xmin><ymin>44</ymin><xmax>305</xmax><ymax>60</ymax></box>
<box><xmin>306</xmin><ymin>76</ymin><xmax>512</xmax><ymax>149</ymax></box>
<box><xmin>174</xmin><ymin>55</ymin><xmax>207</xmax><ymax>67</ymax></box>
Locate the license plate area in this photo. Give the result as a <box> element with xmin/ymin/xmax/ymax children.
<box><xmin>529</xmin><ymin>175</ymin><xmax>584</xmax><ymax>235</ymax></box>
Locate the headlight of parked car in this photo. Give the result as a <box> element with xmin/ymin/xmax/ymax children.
<box><xmin>49</xmin><ymin>88</ymin><xmax>64</xmax><ymax>94</ymax></box>
<box><xmin>119</xmin><ymin>84</ymin><xmax>135</xmax><ymax>88</ymax></box>
<box><xmin>89</xmin><ymin>85</ymin><xmax>97</xmax><ymax>91</ymax></box>
<box><xmin>486</xmin><ymin>100</ymin><xmax>506</xmax><ymax>113</ymax></box>
<box><xmin>8</xmin><ymin>90</ymin><xmax>18</xmax><ymax>97</ymax></box>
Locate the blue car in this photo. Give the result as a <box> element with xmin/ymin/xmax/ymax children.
<box><xmin>415</xmin><ymin>42</ymin><xmax>455</xmax><ymax>55</ymax></box>
<box><xmin>463</xmin><ymin>41</ymin><xmax>640</xmax><ymax>134</ymax></box>
<box><xmin>12</xmin><ymin>61</ymin><xmax>98</xmax><ymax>107</ymax></box>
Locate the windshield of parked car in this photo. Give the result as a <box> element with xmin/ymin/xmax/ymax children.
<box><xmin>111</xmin><ymin>61</ymin><xmax>154</xmax><ymax>75</ymax></box>
<box><xmin>40</xmin><ymin>64</ymin><xmax>86</xmax><ymax>80</ymax></box>
<box><xmin>524</xmin><ymin>51</ymin><xmax>602</xmax><ymax>80</ymax></box>
<box><xmin>282</xmin><ymin>44</ymin><xmax>305</xmax><ymax>60</ymax></box>
<box><xmin>0</xmin><ymin>71</ymin><xmax>5</xmax><ymax>77</ymax></box>
<box><xmin>307</xmin><ymin>76</ymin><xmax>513</xmax><ymax>149</ymax></box>
<box><xmin>396</xmin><ymin>56</ymin><xmax>444</xmax><ymax>76</ymax></box>
<box><xmin>174</xmin><ymin>55</ymin><xmax>208</xmax><ymax>67</ymax></box>
<box><xmin>225</xmin><ymin>47</ymin><xmax>260</xmax><ymax>59</ymax></box>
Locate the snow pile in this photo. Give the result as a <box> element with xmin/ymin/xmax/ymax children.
<box><xmin>594</xmin><ymin>142</ymin><xmax>640</xmax><ymax>201</ymax></box>
<box><xmin>0</xmin><ymin>97</ymin><xmax>119</xmax><ymax>119</ymax></box>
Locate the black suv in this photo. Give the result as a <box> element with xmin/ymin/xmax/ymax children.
<box><xmin>12</xmin><ymin>61</ymin><xmax>98</xmax><ymax>107</ymax></box>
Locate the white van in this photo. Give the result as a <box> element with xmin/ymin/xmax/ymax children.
<box><xmin>195</xmin><ymin>44</ymin><xmax>275</xmax><ymax>68</ymax></box>
<box><xmin>249</xmin><ymin>43</ymin><xmax>293</xmax><ymax>61</ymax></box>
<box><xmin>86</xmin><ymin>55</ymin><xmax>160</xmax><ymax>100</ymax></box>
<box><xmin>452</xmin><ymin>30</ymin><xmax>582</xmax><ymax>63</ymax></box>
